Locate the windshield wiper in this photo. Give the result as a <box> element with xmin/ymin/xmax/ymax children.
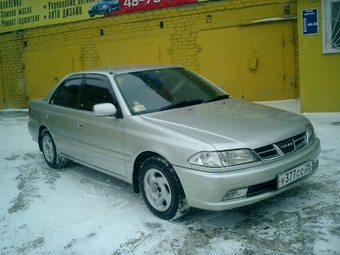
<box><xmin>160</xmin><ymin>95</ymin><xmax>230</xmax><ymax>111</ymax></box>
<box><xmin>160</xmin><ymin>100</ymin><xmax>204</xmax><ymax>111</ymax></box>
<box><xmin>203</xmin><ymin>95</ymin><xmax>230</xmax><ymax>104</ymax></box>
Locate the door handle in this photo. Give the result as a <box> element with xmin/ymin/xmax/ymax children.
<box><xmin>77</xmin><ymin>122</ymin><xmax>84</xmax><ymax>128</ymax></box>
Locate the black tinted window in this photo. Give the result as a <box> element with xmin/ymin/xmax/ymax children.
<box><xmin>80</xmin><ymin>76</ymin><xmax>115</xmax><ymax>111</ymax></box>
<box><xmin>50</xmin><ymin>78</ymin><xmax>82</xmax><ymax>108</ymax></box>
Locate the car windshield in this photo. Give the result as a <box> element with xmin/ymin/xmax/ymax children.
<box><xmin>115</xmin><ymin>67</ymin><xmax>229</xmax><ymax>115</ymax></box>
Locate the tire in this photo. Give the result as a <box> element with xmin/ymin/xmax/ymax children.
<box><xmin>139</xmin><ymin>156</ymin><xmax>189</xmax><ymax>220</ymax></box>
<box><xmin>41</xmin><ymin>130</ymin><xmax>67</xmax><ymax>169</ymax></box>
<box><xmin>107</xmin><ymin>6</ymin><xmax>112</xmax><ymax>15</ymax></box>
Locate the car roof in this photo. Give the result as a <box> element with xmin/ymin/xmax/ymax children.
<box><xmin>71</xmin><ymin>65</ymin><xmax>180</xmax><ymax>76</ymax></box>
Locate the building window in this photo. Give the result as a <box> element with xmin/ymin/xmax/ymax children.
<box><xmin>323</xmin><ymin>0</ymin><xmax>340</xmax><ymax>54</ymax></box>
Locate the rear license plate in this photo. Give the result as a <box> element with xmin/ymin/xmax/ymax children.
<box><xmin>277</xmin><ymin>161</ymin><xmax>313</xmax><ymax>189</ymax></box>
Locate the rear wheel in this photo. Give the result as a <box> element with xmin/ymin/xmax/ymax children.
<box><xmin>139</xmin><ymin>156</ymin><xmax>189</xmax><ymax>220</ymax></box>
<box><xmin>41</xmin><ymin>130</ymin><xmax>67</xmax><ymax>169</ymax></box>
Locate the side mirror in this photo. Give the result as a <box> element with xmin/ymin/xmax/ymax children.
<box><xmin>93</xmin><ymin>103</ymin><xmax>117</xmax><ymax>117</ymax></box>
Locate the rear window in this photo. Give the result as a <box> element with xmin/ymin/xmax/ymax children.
<box><xmin>50</xmin><ymin>78</ymin><xmax>82</xmax><ymax>108</ymax></box>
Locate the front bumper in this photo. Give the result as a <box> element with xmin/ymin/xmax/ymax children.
<box><xmin>174</xmin><ymin>137</ymin><xmax>321</xmax><ymax>211</ymax></box>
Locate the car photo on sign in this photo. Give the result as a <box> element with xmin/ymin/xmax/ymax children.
<box><xmin>88</xmin><ymin>0</ymin><xmax>120</xmax><ymax>17</ymax></box>
<box><xmin>27</xmin><ymin>65</ymin><xmax>321</xmax><ymax>220</ymax></box>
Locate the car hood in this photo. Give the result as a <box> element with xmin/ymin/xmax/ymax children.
<box><xmin>140</xmin><ymin>99</ymin><xmax>308</xmax><ymax>150</ymax></box>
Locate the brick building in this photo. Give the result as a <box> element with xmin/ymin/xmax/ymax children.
<box><xmin>0</xmin><ymin>0</ymin><xmax>339</xmax><ymax>112</ymax></box>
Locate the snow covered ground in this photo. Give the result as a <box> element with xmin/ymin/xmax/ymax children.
<box><xmin>0</xmin><ymin>100</ymin><xmax>339</xmax><ymax>255</ymax></box>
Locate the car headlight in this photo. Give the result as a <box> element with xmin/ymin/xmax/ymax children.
<box><xmin>188</xmin><ymin>149</ymin><xmax>260</xmax><ymax>168</ymax></box>
<box><xmin>306</xmin><ymin>123</ymin><xmax>316</xmax><ymax>143</ymax></box>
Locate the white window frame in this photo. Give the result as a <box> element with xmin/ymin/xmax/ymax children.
<box><xmin>322</xmin><ymin>0</ymin><xmax>340</xmax><ymax>54</ymax></box>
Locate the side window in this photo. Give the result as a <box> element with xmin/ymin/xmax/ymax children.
<box><xmin>50</xmin><ymin>78</ymin><xmax>82</xmax><ymax>108</ymax></box>
<box><xmin>80</xmin><ymin>76</ymin><xmax>115</xmax><ymax>111</ymax></box>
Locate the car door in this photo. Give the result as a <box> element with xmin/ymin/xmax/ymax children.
<box><xmin>71</xmin><ymin>74</ymin><xmax>127</xmax><ymax>177</ymax></box>
<box><xmin>45</xmin><ymin>75</ymin><xmax>83</xmax><ymax>157</ymax></box>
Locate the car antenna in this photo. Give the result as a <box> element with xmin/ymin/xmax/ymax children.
<box><xmin>102</xmin><ymin>47</ymin><xmax>112</xmax><ymax>73</ymax></box>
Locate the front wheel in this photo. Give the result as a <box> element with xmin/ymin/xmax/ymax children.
<box><xmin>139</xmin><ymin>156</ymin><xmax>189</xmax><ymax>220</ymax></box>
<box><xmin>41</xmin><ymin>130</ymin><xmax>67</xmax><ymax>169</ymax></box>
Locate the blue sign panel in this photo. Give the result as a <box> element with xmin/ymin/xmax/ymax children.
<box><xmin>302</xmin><ymin>9</ymin><xmax>318</xmax><ymax>35</ymax></box>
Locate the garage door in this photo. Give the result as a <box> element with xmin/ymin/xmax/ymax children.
<box><xmin>23</xmin><ymin>45</ymin><xmax>83</xmax><ymax>101</ymax></box>
<box><xmin>95</xmin><ymin>35</ymin><xmax>172</xmax><ymax>68</ymax></box>
<box><xmin>198</xmin><ymin>21</ymin><xmax>297</xmax><ymax>101</ymax></box>
<box><xmin>0</xmin><ymin>59</ymin><xmax>3</xmax><ymax>109</ymax></box>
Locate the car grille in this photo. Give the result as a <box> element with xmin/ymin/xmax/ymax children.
<box><xmin>254</xmin><ymin>132</ymin><xmax>307</xmax><ymax>161</ymax></box>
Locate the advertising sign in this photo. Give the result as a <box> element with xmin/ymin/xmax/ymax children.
<box><xmin>302</xmin><ymin>8</ymin><xmax>318</xmax><ymax>35</ymax></box>
<box><xmin>102</xmin><ymin>0</ymin><xmax>199</xmax><ymax>17</ymax></box>
<box><xmin>0</xmin><ymin>0</ymin><xmax>209</xmax><ymax>34</ymax></box>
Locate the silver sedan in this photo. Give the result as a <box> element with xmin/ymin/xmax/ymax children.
<box><xmin>28</xmin><ymin>66</ymin><xmax>321</xmax><ymax>220</ymax></box>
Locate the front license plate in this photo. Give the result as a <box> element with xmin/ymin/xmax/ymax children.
<box><xmin>277</xmin><ymin>161</ymin><xmax>313</xmax><ymax>189</ymax></box>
